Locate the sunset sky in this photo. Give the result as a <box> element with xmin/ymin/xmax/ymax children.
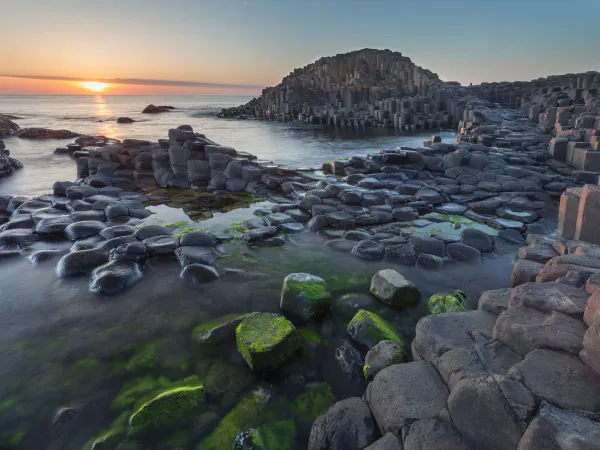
<box><xmin>1</xmin><ymin>0</ymin><xmax>599</xmax><ymax>95</ymax></box>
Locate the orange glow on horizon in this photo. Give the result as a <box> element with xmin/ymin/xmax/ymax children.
<box><xmin>79</xmin><ymin>81</ymin><xmax>110</xmax><ymax>92</ymax></box>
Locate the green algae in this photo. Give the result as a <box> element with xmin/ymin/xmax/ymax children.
<box><xmin>203</xmin><ymin>358</ymin><xmax>255</xmax><ymax>409</ymax></box>
<box><xmin>427</xmin><ymin>290</ymin><xmax>469</xmax><ymax>315</ymax></box>
<box><xmin>298</xmin><ymin>328</ymin><xmax>322</xmax><ymax>345</ymax></box>
<box><xmin>225</xmin><ymin>221</ymin><xmax>249</xmax><ymax>234</ymax></box>
<box><xmin>249</xmin><ymin>420</ymin><xmax>297</xmax><ymax>450</ymax></box>
<box><xmin>282</xmin><ymin>278</ymin><xmax>331</xmax><ymax>303</ymax></box>
<box><xmin>439</xmin><ymin>214</ymin><xmax>475</xmax><ymax>227</ymax></box>
<box><xmin>0</xmin><ymin>430</ymin><xmax>26</xmax><ymax>448</ymax></box>
<box><xmin>235</xmin><ymin>313</ymin><xmax>300</xmax><ymax>371</ymax></box>
<box><xmin>292</xmin><ymin>383</ymin><xmax>336</xmax><ymax>427</ymax></box>
<box><xmin>128</xmin><ymin>385</ymin><xmax>205</xmax><ymax>436</ymax></box>
<box><xmin>347</xmin><ymin>310</ymin><xmax>404</xmax><ymax>348</ymax></box>
<box><xmin>192</xmin><ymin>313</ymin><xmax>250</xmax><ymax>345</ymax></box>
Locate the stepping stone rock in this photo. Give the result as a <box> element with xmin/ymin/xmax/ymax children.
<box><xmin>478</xmin><ymin>288</ymin><xmax>510</xmax><ymax>315</ymax></box>
<box><xmin>403</xmin><ymin>419</ymin><xmax>472</xmax><ymax>450</ymax></box>
<box><xmin>179</xmin><ymin>231</ymin><xmax>217</xmax><ymax>247</ymax></box>
<box><xmin>493</xmin><ymin>305</ymin><xmax>586</xmax><ymax>356</ymax></box>
<box><xmin>385</xmin><ymin>244</ymin><xmax>417</xmax><ymax>265</ymax></box>
<box><xmin>461</xmin><ymin>228</ymin><xmax>493</xmax><ymax>252</ymax></box>
<box><xmin>447</xmin><ymin>376</ymin><xmax>529</xmax><ymax>450</ymax></box>
<box><xmin>235</xmin><ymin>312</ymin><xmax>300</xmax><ymax>371</ymax></box>
<box><xmin>0</xmin><ymin>229</ymin><xmax>35</xmax><ymax>246</ymax></box>
<box><xmin>365</xmin><ymin>362</ymin><xmax>449</xmax><ymax>433</ymax></box>
<box><xmin>510</xmin><ymin>259</ymin><xmax>544</xmax><ymax>287</ymax></box>
<box><xmin>64</xmin><ymin>221</ymin><xmax>107</xmax><ymax>240</ymax></box>
<box><xmin>70</xmin><ymin>210</ymin><xmax>106</xmax><ymax>222</ymax></box>
<box><xmin>364</xmin><ymin>433</ymin><xmax>402</xmax><ymax>450</ymax></box>
<box><xmin>28</xmin><ymin>249</ymin><xmax>62</xmax><ymax>265</ymax></box>
<box><xmin>175</xmin><ymin>246</ymin><xmax>218</xmax><ymax>267</ymax></box>
<box><xmin>143</xmin><ymin>236</ymin><xmax>179</xmax><ymax>254</ymax></box>
<box><xmin>446</xmin><ymin>242</ymin><xmax>481</xmax><ymax>262</ymax></box>
<box><xmin>498</xmin><ymin>229</ymin><xmax>525</xmax><ymax>245</ymax></box>
<box><xmin>435</xmin><ymin>203</ymin><xmax>467</xmax><ymax>215</ymax></box>
<box><xmin>392</xmin><ymin>207</ymin><xmax>419</xmax><ymax>221</ymax></box>
<box><xmin>35</xmin><ymin>216</ymin><xmax>74</xmax><ymax>235</ymax></box>
<box><xmin>351</xmin><ymin>240</ymin><xmax>385</xmax><ymax>261</ymax></box>
<box><xmin>89</xmin><ymin>260</ymin><xmax>142</xmax><ymax>295</ymax></box>
<box><xmin>416</xmin><ymin>253</ymin><xmax>444</xmax><ymax>269</ymax></box>
<box><xmin>408</xmin><ymin>235</ymin><xmax>445</xmax><ymax>257</ymax></box>
<box><xmin>509</xmin><ymin>349</ymin><xmax>600</xmax><ymax>412</ymax></box>
<box><xmin>412</xmin><ymin>310</ymin><xmax>497</xmax><ymax>361</ymax></box>
<box><xmin>492</xmin><ymin>218</ymin><xmax>523</xmax><ymax>230</ymax></box>
<box><xmin>135</xmin><ymin>225</ymin><xmax>171</xmax><ymax>240</ymax></box>
<box><xmin>56</xmin><ymin>247</ymin><xmax>109</xmax><ymax>277</ymax></box>
<box><xmin>2</xmin><ymin>215</ymin><xmax>34</xmax><ymax>230</ymax></box>
<box><xmin>309</xmin><ymin>398</ymin><xmax>378</xmax><ymax>450</ymax></box>
<box><xmin>245</xmin><ymin>226</ymin><xmax>277</xmax><ymax>243</ymax></box>
<box><xmin>343</xmin><ymin>230</ymin><xmax>371</xmax><ymax>241</ymax></box>
<box><xmin>99</xmin><ymin>225</ymin><xmax>138</xmax><ymax>240</ymax></box>
<box><xmin>347</xmin><ymin>309</ymin><xmax>404</xmax><ymax>349</ymax></box>
<box><xmin>335</xmin><ymin>339</ymin><xmax>364</xmax><ymax>382</ymax></box>
<box><xmin>180</xmin><ymin>263</ymin><xmax>219</xmax><ymax>284</ymax></box>
<box><xmin>518</xmin><ymin>403</ymin><xmax>600</xmax><ymax>450</ymax></box>
<box><xmin>363</xmin><ymin>340</ymin><xmax>405</xmax><ymax>381</ymax></box>
<box><xmin>370</xmin><ymin>269</ymin><xmax>421</xmax><ymax>309</ymax></box>
<box><xmin>279</xmin><ymin>222</ymin><xmax>304</xmax><ymax>233</ymax></box>
<box><xmin>325</xmin><ymin>239</ymin><xmax>356</xmax><ymax>252</ymax></box>
<box><xmin>109</xmin><ymin>242</ymin><xmax>148</xmax><ymax>262</ymax></box>
<box><xmin>280</xmin><ymin>273</ymin><xmax>331</xmax><ymax>321</ymax></box>
<box><xmin>264</xmin><ymin>212</ymin><xmax>294</xmax><ymax>227</ymax></box>
<box><xmin>510</xmin><ymin>282</ymin><xmax>589</xmax><ymax>318</ymax></box>
<box><xmin>517</xmin><ymin>244</ymin><xmax>558</xmax><ymax>264</ymax></box>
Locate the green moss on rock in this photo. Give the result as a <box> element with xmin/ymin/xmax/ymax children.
<box><xmin>235</xmin><ymin>313</ymin><xmax>300</xmax><ymax>371</ymax></box>
<box><xmin>280</xmin><ymin>273</ymin><xmax>332</xmax><ymax>321</ymax></box>
<box><xmin>347</xmin><ymin>310</ymin><xmax>404</xmax><ymax>349</ymax></box>
<box><xmin>129</xmin><ymin>385</ymin><xmax>205</xmax><ymax>436</ymax></box>
<box><xmin>427</xmin><ymin>290</ymin><xmax>469</xmax><ymax>315</ymax></box>
<box><xmin>193</xmin><ymin>313</ymin><xmax>250</xmax><ymax>345</ymax></box>
<box><xmin>292</xmin><ymin>383</ymin><xmax>336</xmax><ymax>427</ymax></box>
<box><xmin>235</xmin><ymin>421</ymin><xmax>297</xmax><ymax>450</ymax></box>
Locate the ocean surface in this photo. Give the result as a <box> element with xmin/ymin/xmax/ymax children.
<box><xmin>0</xmin><ymin>94</ymin><xmax>457</xmax><ymax>195</ymax></box>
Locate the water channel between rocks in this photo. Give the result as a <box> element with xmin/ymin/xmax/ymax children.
<box><xmin>0</xmin><ymin>196</ymin><xmax>520</xmax><ymax>450</ymax></box>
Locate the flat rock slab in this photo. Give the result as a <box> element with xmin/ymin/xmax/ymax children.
<box><xmin>403</xmin><ymin>419</ymin><xmax>472</xmax><ymax>450</ymax></box>
<box><xmin>412</xmin><ymin>310</ymin><xmax>497</xmax><ymax>361</ymax></box>
<box><xmin>510</xmin><ymin>282</ymin><xmax>589</xmax><ymax>319</ymax></box>
<box><xmin>518</xmin><ymin>402</ymin><xmax>600</xmax><ymax>450</ymax></box>
<box><xmin>494</xmin><ymin>305</ymin><xmax>586</xmax><ymax>356</ymax></box>
<box><xmin>365</xmin><ymin>362</ymin><xmax>449</xmax><ymax>434</ymax></box>
<box><xmin>478</xmin><ymin>288</ymin><xmax>511</xmax><ymax>315</ymax></box>
<box><xmin>509</xmin><ymin>349</ymin><xmax>600</xmax><ymax>413</ymax></box>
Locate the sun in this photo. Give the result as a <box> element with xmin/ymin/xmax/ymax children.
<box><xmin>80</xmin><ymin>81</ymin><xmax>110</xmax><ymax>92</ymax></box>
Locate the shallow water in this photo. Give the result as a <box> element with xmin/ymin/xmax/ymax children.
<box><xmin>0</xmin><ymin>94</ymin><xmax>457</xmax><ymax>196</ymax></box>
<box><xmin>0</xmin><ymin>197</ymin><xmax>518</xmax><ymax>449</ymax></box>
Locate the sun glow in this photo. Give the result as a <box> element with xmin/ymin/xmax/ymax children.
<box><xmin>80</xmin><ymin>81</ymin><xmax>110</xmax><ymax>92</ymax></box>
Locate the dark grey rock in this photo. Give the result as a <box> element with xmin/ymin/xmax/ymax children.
<box><xmin>370</xmin><ymin>269</ymin><xmax>421</xmax><ymax>309</ymax></box>
<box><xmin>510</xmin><ymin>259</ymin><xmax>544</xmax><ymax>287</ymax></box>
<box><xmin>143</xmin><ymin>235</ymin><xmax>179</xmax><ymax>254</ymax></box>
<box><xmin>308</xmin><ymin>398</ymin><xmax>378</xmax><ymax>450</ymax></box>
<box><xmin>351</xmin><ymin>240</ymin><xmax>385</xmax><ymax>260</ymax></box>
<box><xmin>385</xmin><ymin>244</ymin><xmax>417</xmax><ymax>265</ymax></box>
<box><xmin>180</xmin><ymin>263</ymin><xmax>219</xmax><ymax>284</ymax></box>
<box><xmin>498</xmin><ymin>229</ymin><xmax>525</xmax><ymax>245</ymax></box>
<box><xmin>408</xmin><ymin>235</ymin><xmax>445</xmax><ymax>257</ymax></box>
<box><xmin>89</xmin><ymin>260</ymin><xmax>143</xmax><ymax>295</ymax></box>
<box><xmin>174</xmin><ymin>246</ymin><xmax>218</xmax><ymax>267</ymax></box>
<box><xmin>28</xmin><ymin>249</ymin><xmax>62</xmax><ymax>265</ymax></box>
<box><xmin>392</xmin><ymin>207</ymin><xmax>419</xmax><ymax>222</ymax></box>
<box><xmin>416</xmin><ymin>253</ymin><xmax>444</xmax><ymax>269</ymax></box>
<box><xmin>64</xmin><ymin>221</ymin><xmax>107</xmax><ymax>240</ymax></box>
<box><xmin>56</xmin><ymin>248</ymin><xmax>109</xmax><ymax>277</ymax></box>
<box><xmin>335</xmin><ymin>339</ymin><xmax>364</xmax><ymax>382</ymax></box>
<box><xmin>333</xmin><ymin>293</ymin><xmax>380</xmax><ymax>320</ymax></box>
<box><xmin>478</xmin><ymin>288</ymin><xmax>510</xmax><ymax>315</ymax></box>
<box><xmin>364</xmin><ymin>433</ymin><xmax>402</xmax><ymax>450</ymax></box>
<box><xmin>0</xmin><ymin>229</ymin><xmax>35</xmax><ymax>246</ymax></box>
<box><xmin>245</xmin><ymin>226</ymin><xmax>277</xmax><ymax>243</ymax></box>
<box><xmin>510</xmin><ymin>281</ymin><xmax>589</xmax><ymax>318</ymax></box>
<box><xmin>446</xmin><ymin>242</ymin><xmax>481</xmax><ymax>262</ymax></box>
<box><xmin>109</xmin><ymin>242</ymin><xmax>148</xmax><ymax>262</ymax></box>
<box><xmin>70</xmin><ymin>210</ymin><xmax>106</xmax><ymax>222</ymax></box>
<box><xmin>99</xmin><ymin>225</ymin><xmax>138</xmax><ymax>240</ymax></box>
<box><xmin>403</xmin><ymin>419</ymin><xmax>472</xmax><ymax>450</ymax></box>
<box><xmin>364</xmin><ymin>340</ymin><xmax>405</xmax><ymax>381</ymax></box>
<box><xmin>179</xmin><ymin>231</ymin><xmax>217</xmax><ymax>247</ymax></box>
<box><xmin>2</xmin><ymin>214</ymin><xmax>34</xmax><ymax>230</ymax></box>
<box><xmin>35</xmin><ymin>216</ymin><xmax>74</xmax><ymax>235</ymax></box>
<box><xmin>104</xmin><ymin>203</ymin><xmax>129</xmax><ymax>220</ymax></box>
<box><xmin>461</xmin><ymin>228</ymin><xmax>493</xmax><ymax>252</ymax></box>
<box><xmin>66</xmin><ymin>199</ymin><xmax>92</xmax><ymax>213</ymax></box>
<box><xmin>134</xmin><ymin>225</ymin><xmax>171</xmax><ymax>240</ymax></box>
<box><xmin>325</xmin><ymin>239</ymin><xmax>356</xmax><ymax>252</ymax></box>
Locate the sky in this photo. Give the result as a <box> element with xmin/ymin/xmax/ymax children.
<box><xmin>1</xmin><ymin>0</ymin><xmax>599</xmax><ymax>95</ymax></box>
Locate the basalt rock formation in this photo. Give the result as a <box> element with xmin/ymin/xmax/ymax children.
<box><xmin>0</xmin><ymin>115</ymin><xmax>20</xmax><ymax>138</ymax></box>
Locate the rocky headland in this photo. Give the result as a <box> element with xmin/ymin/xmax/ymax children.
<box><xmin>1</xmin><ymin>49</ymin><xmax>600</xmax><ymax>450</ymax></box>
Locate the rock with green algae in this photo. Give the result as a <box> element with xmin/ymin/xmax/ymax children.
<box><xmin>427</xmin><ymin>290</ymin><xmax>469</xmax><ymax>315</ymax></box>
<box><xmin>197</xmin><ymin>388</ymin><xmax>284</xmax><ymax>450</ymax></box>
<box><xmin>128</xmin><ymin>385</ymin><xmax>205</xmax><ymax>436</ymax></box>
<box><xmin>192</xmin><ymin>313</ymin><xmax>251</xmax><ymax>345</ymax></box>
<box><xmin>233</xmin><ymin>420</ymin><xmax>297</xmax><ymax>450</ymax></box>
<box><xmin>235</xmin><ymin>313</ymin><xmax>301</xmax><ymax>371</ymax></box>
<box><xmin>204</xmin><ymin>358</ymin><xmax>255</xmax><ymax>409</ymax></box>
<box><xmin>333</xmin><ymin>293</ymin><xmax>381</xmax><ymax>320</ymax></box>
<box><xmin>347</xmin><ymin>310</ymin><xmax>404</xmax><ymax>349</ymax></box>
<box><xmin>292</xmin><ymin>382</ymin><xmax>336</xmax><ymax>428</ymax></box>
<box><xmin>370</xmin><ymin>269</ymin><xmax>421</xmax><ymax>309</ymax></box>
<box><xmin>113</xmin><ymin>338</ymin><xmax>192</xmax><ymax>378</ymax></box>
<box><xmin>363</xmin><ymin>340</ymin><xmax>405</xmax><ymax>381</ymax></box>
<box><xmin>0</xmin><ymin>430</ymin><xmax>26</xmax><ymax>448</ymax></box>
<box><xmin>280</xmin><ymin>273</ymin><xmax>332</xmax><ymax>321</ymax></box>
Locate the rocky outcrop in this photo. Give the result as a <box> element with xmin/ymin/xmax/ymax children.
<box><xmin>142</xmin><ymin>104</ymin><xmax>174</xmax><ymax>114</ymax></box>
<box><xmin>0</xmin><ymin>140</ymin><xmax>23</xmax><ymax>177</ymax></box>
<box><xmin>0</xmin><ymin>115</ymin><xmax>20</xmax><ymax>138</ymax></box>
<box><xmin>17</xmin><ymin>128</ymin><xmax>80</xmax><ymax>139</ymax></box>
<box><xmin>117</xmin><ymin>117</ymin><xmax>135</xmax><ymax>123</ymax></box>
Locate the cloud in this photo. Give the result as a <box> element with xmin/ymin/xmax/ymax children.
<box><xmin>0</xmin><ymin>74</ymin><xmax>264</xmax><ymax>90</ymax></box>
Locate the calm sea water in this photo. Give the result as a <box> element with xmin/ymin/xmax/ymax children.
<box><xmin>0</xmin><ymin>94</ymin><xmax>457</xmax><ymax>195</ymax></box>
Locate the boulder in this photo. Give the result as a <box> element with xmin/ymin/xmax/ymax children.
<box><xmin>408</xmin><ymin>235</ymin><xmax>445</xmax><ymax>257</ymax></box>
<box><xmin>364</xmin><ymin>433</ymin><xmax>402</xmax><ymax>450</ymax></box>
<box><xmin>56</xmin><ymin>248</ymin><xmax>109</xmax><ymax>277</ymax></box>
<box><xmin>363</xmin><ymin>340</ymin><xmax>405</xmax><ymax>381</ymax></box>
<box><xmin>427</xmin><ymin>290</ymin><xmax>468</xmax><ymax>315</ymax></box>
<box><xmin>64</xmin><ymin>221</ymin><xmax>107</xmax><ymax>240</ymax></box>
<box><xmin>174</xmin><ymin>246</ymin><xmax>218</xmax><ymax>267</ymax></box>
<box><xmin>143</xmin><ymin>235</ymin><xmax>179</xmax><ymax>255</ymax></box>
<box><xmin>89</xmin><ymin>260</ymin><xmax>143</xmax><ymax>295</ymax></box>
<box><xmin>99</xmin><ymin>225</ymin><xmax>138</xmax><ymax>240</ymax></box>
<box><xmin>142</xmin><ymin>104</ymin><xmax>173</xmax><ymax>114</ymax></box>
<box><xmin>28</xmin><ymin>249</ymin><xmax>62</xmax><ymax>265</ymax></box>
<box><xmin>478</xmin><ymin>288</ymin><xmax>510</xmax><ymax>315</ymax></box>
<box><xmin>235</xmin><ymin>312</ymin><xmax>300</xmax><ymax>371</ymax></box>
<box><xmin>446</xmin><ymin>242</ymin><xmax>481</xmax><ymax>262</ymax></box>
<box><xmin>116</xmin><ymin>117</ymin><xmax>134</xmax><ymax>124</ymax></box>
<box><xmin>245</xmin><ymin>226</ymin><xmax>278</xmax><ymax>243</ymax></box>
<box><xmin>179</xmin><ymin>231</ymin><xmax>217</xmax><ymax>247</ymax></box>
<box><xmin>309</xmin><ymin>398</ymin><xmax>378</xmax><ymax>450</ymax></box>
<box><xmin>365</xmin><ymin>362</ymin><xmax>449</xmax><ymax>434</ymax></box>
<box><xmin>351</xmin><ymin>240</ymin><xmax>385</xmax><ymax>261</ymax></box>
<box><xmin>347</xmin><ymin>310</ymin><xmax>404</xmax><ymax>349</ymax></box>
<box><xmin>370</xmin><ymin>269</ymin><xmax>421</xmax><ymax>309</ymax></box>
<box><xmin>35</xmin><ymin>216</ymin><xmax>74</xmax><ymax>235</ymax></box>
<box><xmin>280</xmin><ymin>273</ymin><xmax>331</xmax><ymax>322</ymax></box>
<box><xmin>403</xmin><ymin>419</ymin><xmax>472</xmax><ymax>450</ymax></box>
<box><xmin>461</xmin><ymin>228</ymin><xmax>493</xmax><ymax>252</ymax></box>
<box><xmin>510</xmin><ymin>260</ymin><xmax>544</xmax><ymax>287</ymax></box>
<box><xmin>180</xmin><ymin>264</ymin><xmax>219</xmax><ymax>284</ymax></box>
<box><xmin>510</xmin><ymin>281</ymin><xmax>589</xmax><ymax>319</ymax></box>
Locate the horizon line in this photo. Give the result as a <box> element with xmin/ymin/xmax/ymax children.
<box><xmin>0</xmin><ymin>74</ymin><xmax>265</xmax><ymax>90</ymax></box>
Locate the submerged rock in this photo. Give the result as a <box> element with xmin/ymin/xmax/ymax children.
<box><xmin>17</xmin><ymin>128</ymin><xmax>80</xmax><ymax>139</ymax></box>
<box><xmin>89</xmin><ymin>260</ymin><xmax>143</xmax><ymax>295</ymax></box>
<box><xmin>180</xmin><ymin>263</ymin><xmax>219</xmax><ymax>285</ymax></box>
<box><xmin>370</xmin><ymin>269</ymin><xmax>421</xmax><ymax>309</ymax></box>
<box><xmin>427</xmin><ymin>290</ymin><xmax>469</xmax><ymax>315</ymax></box>
<box><xmin>175</xmin><ymin>246</ymin><xmax>218</xmax><ymax>267</ymax></box>
<box><xmin>193</xmin><ymin>313</ymin><xmax>250</xmax><ymax>345</ymax></box>
<box><xmin>28</xmin><ymin>249</ymin><xmax>62</xmax><ymax>265</ymax></box>
<box><xmin>236</xmin><ymin>312</ymin><xmax>300</xmax><ymax>371</ymax></box>
<box><xmin>347</xmin><ymin>310</ymin><xmax>404</xmax><ymax>349</ymax></box>
<box><xmin>280</xmin><ymin>273</ymin><xmax>331</xmax><ymax>322</ymax></box>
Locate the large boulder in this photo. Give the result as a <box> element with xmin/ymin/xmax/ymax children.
<box><xmin>280</xmin><ymin>273</ymin><xmax>331</xmax><ymax>321</ymax></box>
<box><xmin>308</xmin><ymin>398</ymin><xmax>378</xmax><ymax>450</ymax></box>
<box><xmin>370</xmin><ymin>269</ymin><xmax>421</xmax><ymax>309</ymax></box>
<box><xmin>365</xmin><ymin>362</ymin><xmax>449</xmax><ymax>434</ymax></box>
<box><xmin>89</xmin><ymin>260</ymin><xmax>143</xmax><ymax>295</ymax></box>
<box><xmin>235</xmin><ymin>313</ymin><xmax>300</xmax><ymax>371</ymax></box>
<box><xmin>347</xmin><ymin>310</ymin><xmax>404</xmax><ymax>349</ymax></box>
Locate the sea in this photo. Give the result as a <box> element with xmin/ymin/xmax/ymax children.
<box><xmin>0</xmin><ymin>94</ymin><xmax>458</xmax><ymax>195</ymax></box>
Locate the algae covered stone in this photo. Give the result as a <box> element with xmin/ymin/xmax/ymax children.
<box><xmin>347</xmin><ymin>310</ymin><xmax>404</xmax><ymax>349</ymax></box>
<box><xmin>427</xmin><ymin>290</ymin><xmax>469</xmax><ymax>315</ymax></box>
<box><xmin>370</xmin><ymin>269</ymin><xmax>421</xmax><ymax>309</ymax></box>
<box><xmin>363</xmin><ymin>340</ymin><xmax>405</xmax><ymax>381</ymax></box>
<box><xmin>280</xmin><ymin>273</ymin><xmax>331</xmax><ymax>321</ymax></box>
<box><xmin>292</xmin><ymin>382</ymin><xmax>337</xmax><ymax>428</ymax></box>
<box><xmin>233</xmin><ymin>421</ymin><xmax>296</xmax><ymax>450</ymax></box>
<box><xmin>236</xmin><ymin>313</ymin><xmax>301</xmax><ymax>371</ymax></box>
<box><xmin>128</xmin><ymin>385</ymin><xmax>205</xmax><ymax>435</ymax></box>
<box><xmin>193</xmin><ymin>313</ymin><xmax>250</xmax><ymax>345</ymax></box>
